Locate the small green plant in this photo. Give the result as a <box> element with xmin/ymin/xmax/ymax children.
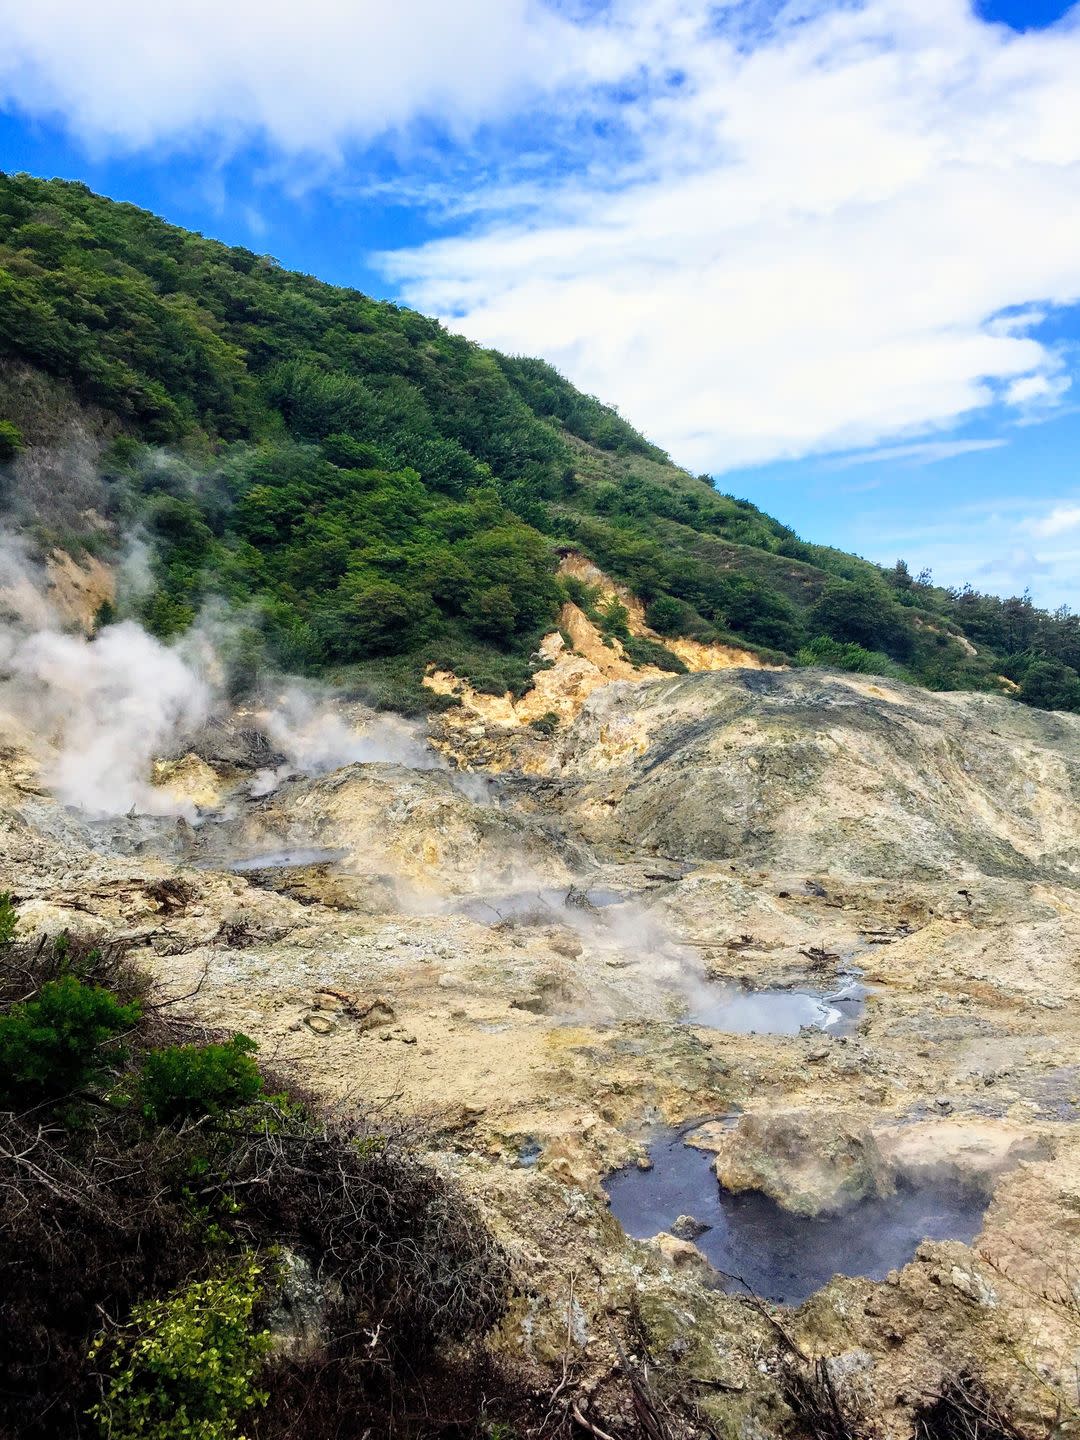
<box><xmin>598</xmin><ymin>597</ymin><xmax>631</xmax><ymax>641</ymax></box>
<box><xmin>0</xmin><ymin>974</ymin><xmax>140</xmax><ymax>1105</ymax></box>
<box><xmin>92</xmin><ymin>598</ymin><xmax>119</xmax><ymax>632</ymax></box>
<box><xmin>89</xmin><ymin>1256</ymin><xmax>271</xmax><ymax>1440</ymax></box>
<box><xmin>645</xmin><ymin>594</ymin><xmax>695</xmax><ymax>636</ymax></box>
<box><xmin>796</xmin><ymin>633</ymin><xmax>909</xmax><ymax>680</ymax></box>
<box><xmin>139</xmin><ymin>1035</ymin><xmax>264</xmax><ymax>1124</ymax></box>
<box><xmin>0</xmin><ymin>892</ymin><xmax>16</xmax><ymax>945</ymax></box>
<box><xmin>0</xmin><ymin>419</ymin><xmax>23</xmax><ymax>464</ymax></box>
<box><xmin>530</xmin><ymin>710</ymin><xmax>560</xmax><ymax>736</ymax></box>
<box><xmin>621</xmin><ymin>635</ymin><xmax>689</xmax><ymax>674</ymax></box>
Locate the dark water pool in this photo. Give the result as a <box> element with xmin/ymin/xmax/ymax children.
<box><xmin>605</xmin><ymin>1128</ymin><xmax>989</xmax><ymax>1304</ymax></box>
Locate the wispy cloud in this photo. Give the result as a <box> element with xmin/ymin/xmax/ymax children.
<box><xmin>830</xmin><ymin>439</ymin><xmax>1009</xmax><ymax>468</ymax></box>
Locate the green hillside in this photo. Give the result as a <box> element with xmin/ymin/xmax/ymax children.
<box><xmin>1</xmin><ymin>171</ymin><xmax>1079</xmax><ymax>712</ymax></box>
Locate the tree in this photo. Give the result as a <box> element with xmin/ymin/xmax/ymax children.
<box><xmin>811</xmin><ymin>575</ymin><xmax>914</xmax><ymax>661</ymax></box>
<box><xmin>888</xmin><ymin>558</ymin><xmax>913</xmax><ymax>591</ymax></box>
<box><xmin>318</xmin><ymin>579</ymin><xmax>439</xmax><ymax>660</ymax></box>
<box><xmin>1019</xmin><ymin>657</ymin><xmax>1080</xmax><ymax>712</ymax></box>
<box><xmin>0</xmin><ymin>974</ymin><xmax>140</xmax><ymax>1105</ymax></box>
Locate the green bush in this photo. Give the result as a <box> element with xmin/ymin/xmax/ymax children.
<box><xmin>621</xmin><ymin>635</ymin><xmax>689</xmax><ymax>673</ymax></box>
<box><xmin>0</xmin><ymin>974</ymin><xmax>140</xmax><ymax>1106</ymax></box>
<box><xmin>0</xmin><ymin>418</ymin><xmax>23</xmax><ymax>463</ymax></box>
<box><xmin>598</xmin><ymin>597</ymin><xmax>631</xmax><ymax>640</ymax></box>
<box><xmin>796</xmin><ymin>634</ymin><xmax>909</xmax><ymax>680</ymax></box>
<box><xmin>89</xmin><ymin>1256</ymin><xmax>271</xmax><ymax>1440</ymax></box>
<box><xmin>1018</xmin><ymin>656</ymin><xmax>1080</xmax><ymax>712</ymax></box>
<box><xmin>810</xmin><ymin>575</ymin><xmax>914</xmax><ymax>661</ymax></box>
<box><xmin>530</xmin><ymin>710</ymin><xmax>561</xmax><ymax>736</ymax></box>
<box><xmin>139</xmin><ymin>1036</ymin><xmax>263</xmax><ymax>1124</ymax></box>
<box><xmin>645</xmin><ymin>595</ymin><xmax>696</xmax><ymax>636</ymax></box>
<box><xmin>0</xmin><ymin>892</ymin><xmax>16</xmax><ymax>946</ymax></box>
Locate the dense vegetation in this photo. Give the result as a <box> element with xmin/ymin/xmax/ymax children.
<box><xmin>0</xmin><ymin>901</ymin><xmax>516</xmax><ymax>1440</ymax></box>
<box><xmin>2</xmin><ymin>170</ymin><xmax>1079</xmax><ymax>711</ymax></box>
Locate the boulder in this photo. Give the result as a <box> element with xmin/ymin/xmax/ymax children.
<box><xmin>708</xmin><ymin>1109</ymin><xmax>891</xmax><ymax>1216</ymax></box>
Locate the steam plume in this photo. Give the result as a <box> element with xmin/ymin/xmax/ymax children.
<box><xmin>0</xmin><ymin>532</ymin><xmax>212</xmax><ymax>818</ymax></box>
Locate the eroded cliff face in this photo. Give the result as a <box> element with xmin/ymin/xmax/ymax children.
<box><xmin>3</xmin><ymin>663</ymin><xmax>1080</xmax><ymax>1435</ymax></box>
<box><xmin>424</xmin><ymin>552</ymin><xmax>776</xmax><ymax>773</ymax></box>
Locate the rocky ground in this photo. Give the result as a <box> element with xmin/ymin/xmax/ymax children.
<box><xmin>3</xmin><ymin>638</ymin><xmax>1080</xmax><ymax>1436</ymax></box>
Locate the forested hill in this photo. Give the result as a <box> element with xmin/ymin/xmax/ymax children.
<box><xmin>1</xmin><ymin>170</ymin><xmax>1079</xmax><ymax>713</ymax></box>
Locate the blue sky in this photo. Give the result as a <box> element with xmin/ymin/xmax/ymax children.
<box><xmin>2</xmin><ymin>0</ymin><xmax>1079</xmax><ymax>606</ymax></box>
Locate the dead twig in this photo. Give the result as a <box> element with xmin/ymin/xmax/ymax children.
<box><xmin>571</xmin><ymin>1401</ymin><xmax>618</xmax><ymax>1440</ymax></box>
<box><xmin>716</xmin><ymin>1269</ymin><xmax>810</xmax><ymax>1363</ymax></box>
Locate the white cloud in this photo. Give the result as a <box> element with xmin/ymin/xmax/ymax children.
<box><xmin>852</xmin><ymin>496</ymin><xmax>1080</xmax><ymax>609</ymax></box>
<box><xmin>381</xmin><ymin>0</ymin><xmax>1080</xmax><ymax>470</ymax></box>
<box><xmin>0</xmin><ymin>0</ymin><xmax>628</xmax><ymax>154</ymax></box>
<box><xmin>1025</xmin><ymin>503</ymin><xmax>1080</xmax><ymax>539</ymax></box>
<box><xmin>1004</xmin><ymin>372</ymin><xmax>1072</xmax><ymax>407</ymax></box>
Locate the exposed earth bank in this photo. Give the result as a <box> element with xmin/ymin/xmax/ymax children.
<box><xmin>3</xmin><ymin>659</ymin><xmax>1080</xmax><ymax>1436</ymax></box>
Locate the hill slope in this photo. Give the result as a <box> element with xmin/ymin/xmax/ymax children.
<box><xmin>1</xmin><ymin>171</ymin><xmax>1079</xmax><ymax>712</ymax></box>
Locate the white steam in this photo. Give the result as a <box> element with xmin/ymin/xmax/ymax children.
<box><xmin>250</xmin><ymin>684</ymin><xmax>441</xmax><ymax>796</ymax></box>
<box><xmin>0</xmin><ymin>532</ymin><xmax>212</xmax><ymax>818</ymax></box>
<box><xmin>0</xmin><ymin>533</ymin><xmax>55</xmax><ymax>630</ymax></box>
<box><xmin>8</xmin><ymin>621</ymin><xmax>211</xmax><ymax>817</ymax></box>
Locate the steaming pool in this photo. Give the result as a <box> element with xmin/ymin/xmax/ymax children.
<box><xmin>687</xmin><ymin>978</ymin><xmax>867</xmax><ymax>1036</ymax></box>
<box><xmin>454</xmin><ymin>886</ymin><xmax>628</xmax><ymax>924</ymax></box>
<box><xmin>224</xmin><ymin>847</ymin><xmax>349</xmax><ymax>872</ymax></box>
<box><xmin>604</xmin><ymin>1127</ymin><xmax>990</xmax><ymax>1305</ymax></box>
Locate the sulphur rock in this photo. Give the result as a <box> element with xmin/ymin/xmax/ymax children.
<box><xmin>151</xmin><ymin>753</ymin><xmax>224</xmax><ymax>810</ymax></box>
<box><xmin>709</xmin><ymin>1109</ymin><xmax>892</xmax><ymax>1217</ymax></box>
<box><xmin>874</xmin><ymin>1118</ymin><xmax>1047</xmax><ymax>1193</ymax></box>
<box><xmin>303</xmin><ymin>1012</ymin><xmax>336</xmax><ymax>1036</ymax></box>
<box><xmin>649</xmin><ymin>1232</ymin><xmax>712</xmax><ymax>1271</ymax></box>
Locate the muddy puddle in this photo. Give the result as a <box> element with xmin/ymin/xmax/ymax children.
<box><xmin>223</xmin><ymin>847</ymin><xmax>350</xmax><ymax>872</ymax></box>
<box><xmin>455</xmin><ymin>886</ymin><xmax>628</xmax><ymax>924</ymax></box>
<box><xmin>687</xmin><ymin>978</ymin><xmax>866</xmax><ymax>1036</ymax></box>
<box><xmin>605</xmin><ymin>1127</ymin><xmax>989</xmax><ymax>1304</ymax></box>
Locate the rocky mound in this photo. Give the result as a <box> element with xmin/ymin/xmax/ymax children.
<box><xmin>540</xmin><ymin>668</ymin><xmax>1080</xmax><ymax>881</ymax></box>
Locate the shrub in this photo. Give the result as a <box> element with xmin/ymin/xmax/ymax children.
<box><xmin>139</xmin><ymin>1036</ymin><xmax>264</xmax><ymax>1125</ymax></box>
<box><xmin>645</xmin><ymin>595</ymin><xmax>695</xmax><ymax>636</ymax></box>
<box><xmin>89</xmin><ymin>1256</ymin><xmax>271</xmax><ymax>1440</ymax></box>
<box><xmin>811</xmin><ymin>575</ymin><xmax>914</xmax><ymax>661</ymax></box>
<box><xmin>1018</xmin><ymin>656</ymin><xmax>1080</xmax><ymax>712</ymax></box>
<box><xmin>530</xmin><ymin>710</ymin><xmax>560</xmax><ymax>736</ymax></box>
<box><xmin>912</xmin><ymin>1370</ymin><xmax>1024</xmax><ymax>1440</ymax></box>
<box><xmin>0</xmin><ymin>892</ymin><xmax>16</xmax><ymax>946</ymax></box>
<box><xmin>0</xmin><ymin>974</ymin><xmax>141</xmax><ymax>1106</ymax></box>
<box><xmin>0</xmin><ymin>419</ymin><xmax>23</xmax><ymax>463</ymax></box>
<box><xmin>621</xmin><ymin>635</ymin><xmax>689</xmax><ymax>673</ymax></box>
<box><xmin>796</xmin><ymin>634</ymin><xmax>909</xmax><ymax>680</ymax></box>
<box><xmin>0</xmin><ymin>927</ymin><xmax>514</xmax><ymax>1439</ymax></box>
<box><xmin>598</xmin><ymin>597</ymin><xmax>631</xmax><ymax>641</ymax></box>
<box><xmin>559</xmin><ymin>574</ymin><xmax>599</xmax><ymax>613</ymax></box>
